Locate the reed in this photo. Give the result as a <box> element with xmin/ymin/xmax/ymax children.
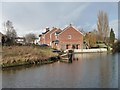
<box><xmin>1</xmin><ymin>46</ymin><xmax>58</xmax><ymax>68</ymax></box>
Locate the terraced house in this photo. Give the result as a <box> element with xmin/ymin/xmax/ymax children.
<box><xmin>39</xmin><ymin>24</ymin><xmax>83</xmax><ymax>50</ymax></box>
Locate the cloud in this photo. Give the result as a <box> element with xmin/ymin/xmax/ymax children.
<box><xmin>1</xmin><ymin>2</ymin><xmax>118</xmax><ymax>37</ymax></box>
<box><xmin>80</xmin><ymin>23</ymin><xmax>96</xmax><ymax>32</ymax></box>
<box><xmin>1</xmin><ymin>0</ymin><xmax>119</xmax><ymax>2</ymax></box>
<box><xmin>0</xmin><ymin>3</ymin><xmax>2</xmax><ymax>33</ymax></box>
<box><xmin>79</xmin><ymin>19</ymin><xmax>119</xmax><ymax>39</ymax></box>
<box><xmin>60</xmin><ymin>3</ymin><xmax>91</xmax><ymax>24</ymax></box>
<box><xmin>2</xmin><ymin>2</ymin><xmax>91</xmax><ymax>36</ymax></box>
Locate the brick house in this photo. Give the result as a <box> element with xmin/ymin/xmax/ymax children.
<box><xmin>39</xmin><ymin>24</ymin><xmax>83</xmax><ymax>50</ymax></box>
<box><xmin>50</xmin><ymin>28</ymin><xmax>62</xmax><ymax>48</ymax></box>
<box><xmin>40</xmin><ymin>27</ymin><xmax>62</xmax><ymax>46</ymax></box>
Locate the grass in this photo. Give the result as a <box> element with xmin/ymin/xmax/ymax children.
<box><xmin>1</xmin><ymin>46</ymin><xmax>58</xmax><ymax>68</ymax></box>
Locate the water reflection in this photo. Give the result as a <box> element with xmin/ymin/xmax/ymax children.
<box><xmin>2</xmin><ymin>53</ymin><xmax>118</xmax><ymax>88</ymax></box>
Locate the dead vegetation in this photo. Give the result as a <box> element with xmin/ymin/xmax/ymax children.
<box><xmin>1</xmin><ymin>46</ymin><xmax>58</xmax><ymax>67</ymax></box>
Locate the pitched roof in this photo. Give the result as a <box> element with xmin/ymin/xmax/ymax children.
<box><xmin>50</xmin><ymin>28</ymin><xmax>62</xmax><ymax>35</ymax></box>
<box><xmin>45</xmin><ymin>27</ymin><xmax>57</xmax><ymax>36</ymax></box>
<box><xmin>0</xmin><ymin>32</ymin><xmax>3</xmax><ymax>35</ymax></box>
<box><xmin>15</xmin><ymin>37</ymin><xmax>25</xmax><ymax>39</ymax></box>
<box><xmin>58</xmin><ymin>25</ymin><xmax>83</xmax><ymax>36</ymax></box>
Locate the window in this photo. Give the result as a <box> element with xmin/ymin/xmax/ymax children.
<box><xmin>55</xmin><ymin>33</ymin><xmax>57</xmax><ymax>36</ymax></box>
<box><xmin>66</xmin><ymin>44</ymin><xmax>69</xmax><ymax>49</ymax></box>
<box><xmin>56</xmin><ymin>36</ymin><xmax>58</xmax><ymax>39</ymax></box>
<box><xmin>76</xmin><ymin>44</ymin><xmax>79</xmax><ymax>49</ymax></box>
<box><xmin>72</xmin><ymin>45</ymin><xmax>75</xmax><ymax>49</ymax></box>
<box><xmin>68</xmin><ymin>35</ymin><xmax>71</xmax><ymax>39</ymax></box>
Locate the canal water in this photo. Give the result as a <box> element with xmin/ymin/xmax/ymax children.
<box><xmin>1</xmin><ymin>53</ymin><xmax>119</xmax><ymax>88</ymax></box>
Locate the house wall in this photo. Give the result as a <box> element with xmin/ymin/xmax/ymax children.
<box><xmin>40</xmin><ymin>28</ymin><xmax>61</xmax><ymax>46</ymax></box>
<box><xmin>50</xmin><ymin>29</ymin><xmax>62</xmax><ymax>48</ymax></box>
<box><xmin>41</xmin><ymin>28</ymin><xmax>56</xmax><ymax>46</ymax></box>
<box><xmin>58</xmin><ymin>26</ymin><xmax>83</xmax><ymax>50</ymax></box>
<box><xmin>39</xmin><ymin>26</ymin><xmax>83</xmax><ymax>50</ymax></box>
<box><xmin>51</xmin><ymin>29</ymin><xmax>61</xmax><ymax>42</ymax></box>
<box><xmin>40</xmin><ymin>34</ymin><xmax>45</xmax><ymax>44</ymax></box>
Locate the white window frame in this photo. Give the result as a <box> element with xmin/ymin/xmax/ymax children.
<box><xmin>68</xmin><ymin>35</ymin><xmax>71</xmax><ymax>39</ymax></box>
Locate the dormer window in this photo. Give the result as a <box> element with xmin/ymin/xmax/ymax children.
<box><xmin>55</xmin><ymin>32</ymin><xmax>57</xmax><ymax>36</ymax></box>
<box><xmin>56</xmin><ymin>36</ymin><xmax>58</xmax><ymax>40</ymax></box>
<box><xmin>68</xmin><ymin>35</ymin><xmax>71</xmax><ymax>39</ymax></box>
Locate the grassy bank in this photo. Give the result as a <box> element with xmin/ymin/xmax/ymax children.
<box><xmin>1</xmin><ymin>46</ymin><xmax>59</xmax><ymax>68</ymax></box>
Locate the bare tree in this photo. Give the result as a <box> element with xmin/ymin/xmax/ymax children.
<box><xmin>85</xmin><ymin>31</ymin><xmax>97</xmax><ymax>48</ymax></box>
<box><xmin>97</xmin><ymin>11</ymin><xmax>109</xmax><ymax>43</ymax></box>
<box><xmin>6</xmin><ymin>27</ymin><xmax>17</xmax><ymax>39</ymax></box>
<box><xmin>3</xmin><ymin>20</ymin><xmax>17</xmax><ymax>45</ymax></box>
<box><xmin>5</xmin><ymin>20</ymin><xmax>17</xmax><ymax>38</ymax></box>
<box><xmin>25</xmin><ymin>33</ymin><xmax>37</xmax><ymax>44</ymax></box>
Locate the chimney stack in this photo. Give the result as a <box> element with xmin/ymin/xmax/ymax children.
<box><xmin>46</xmin><ymin>27</ymin><xmax>50</xmax><ymax>32</ymax></box>
<box><xmin>70</xmin><ymin>23</ymin><xmax>72</xmax><ymax>27</ymax></box>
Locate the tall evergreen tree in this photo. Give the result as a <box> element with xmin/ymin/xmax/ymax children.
<box><xmin>110</xmin><ymin>28</ymin><xmax>115</xmax><ymax>44</ymax></box>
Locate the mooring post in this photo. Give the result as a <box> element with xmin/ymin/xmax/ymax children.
<box><xmin>68</xmin><ymin>50</ymin><xmax>73</xmax><ymax>63</ymax></box>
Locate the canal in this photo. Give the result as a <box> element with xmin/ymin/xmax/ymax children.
<box><xmin>1</xmin><ymin>53</ymin><xmax>119</xmax><ymax>88</ymax></box>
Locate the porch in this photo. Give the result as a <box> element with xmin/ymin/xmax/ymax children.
<box><xmin>60</xmin><ymin>44</ymin><xmax>81</xmax><ymax>50</ymax></box>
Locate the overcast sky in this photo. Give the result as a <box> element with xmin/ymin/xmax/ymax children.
<box><xmin>0</xmin><ymin>2</ymin><xmax>119</xmax><ymax>38</ymax></box>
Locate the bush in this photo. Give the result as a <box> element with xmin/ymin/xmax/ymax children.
<box><xmin>112</xmin><ymin>41</ymin><xmax>120</xmax><ymax>53</ymax></box>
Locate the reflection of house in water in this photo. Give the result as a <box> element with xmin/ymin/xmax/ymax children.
<box><xmin>100</xmin><ymin>57</ymin><xmax>111</xmax><ymax>88</ymax></box>
<box><xmin>39</xmin><ymin>24</ymin><xmax>83</xmax><ymax>50</ymax></box>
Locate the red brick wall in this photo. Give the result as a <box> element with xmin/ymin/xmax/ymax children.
<box><xmin>40</xmin><ymin>26</ymin><xmax>83</xmax><ymax>50</ymax></box>
<box><xmin>58</xmin><ymin>26</ymin><xmax>83</xmax><ymax>50</ymax></box>
<box><xmin>51</xmin><ymin>29</ymin><xmax>62</xmax><ymax>42</ymax></box>
<box><xmin>40</xmin><ymin>35</ymin><xmax>45</xmax><ymax>44</ymax></box>
<box><xmin>40</xmin><ymin>28</ymin><xmax>56</xmax><ymax>45</ymax></box>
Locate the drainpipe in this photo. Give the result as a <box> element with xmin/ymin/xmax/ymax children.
<box><xmin>50</xmin><ymin>33</ymin><xmax>51</xmax><ymax>46</ymax></box>
<box><xmin>44</xmin><ymin>35</ymin><xmax>45</xmax><ymax>44</ymax></box>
